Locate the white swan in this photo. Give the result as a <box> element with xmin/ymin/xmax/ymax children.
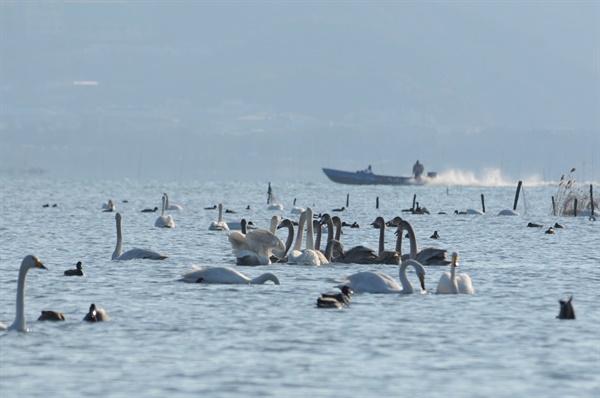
<box><xmin>112</xmin><ymin>213</ymin><xmax>168</xmax><ymax>260</ymax></box>
<box><xmin>288</xmin><ymin>208</ymin><xmax>327</xmax><ymax>265</ymax></box>
<box><xmin>155</xmin><ymin>194</ymin><xmax>175</xmax><ymax>228</ymax></box>
<box><xmin>209</xmin><ymin>203</ymin><xmax>229</xmax><ymax>231</ymax></box>
<box><xmin>180</xmin><ymin>265</ymin><xmax>281</xmax><ymax>284</ymax></box>
<box><xmin>268</xmin><ymin>203</ymin><xmax>284</xmax><ymax>211</ymax></box>
<box><xmin>338</xmin><ymin>259</ymin><xmax>427</xmax><ymax>294</ymax></box>
<box><xmin>0</xmin><ymin>255</ymin><xmax>47</xmax><ymax>332</ymax></box>
<box><xmin>436</xmin><ymin>252</ymin><xmax>475</xmax><ymax>294</ymax></box>
<box><xmin>83</xmin><ymin>303</ymin><xmax>110</xmax><ymax>322</ymax></box>
<box><xmin>290</xmin><ymin>198</ymin><xmax>304</xmax><ymax>215</ymax></box>
<box><xmin>164</xmin><ymin>192</ymin><xmax>184</xmax><ymax>211</ymax></box>
<box><xmin>227</xmin><ymin>219</ymin><xmax>286</xmax><ymax>265</ymax></box>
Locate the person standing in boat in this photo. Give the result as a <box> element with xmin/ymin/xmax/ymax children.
<box><xmin>413</xmin><ymin>160</ymin><xmax>424</xmax><ymax>179</ymax></box>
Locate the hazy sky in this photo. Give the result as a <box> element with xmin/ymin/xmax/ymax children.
<box><xmin>1</xmin><ymin>1</ymin><xmax>598</xmax><ymax>183</ymax></box>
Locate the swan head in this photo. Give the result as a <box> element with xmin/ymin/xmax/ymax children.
<box><xmin>371</xmin><ymin>216</ymin><xmax>386</xmax><ymax>228</ymax></box>
<box><xmin>418</xmin><ymin>273</ymin><xmax>426</xmax><ymax>291</ymax></box>
<box><xmin>23</xmin><ymin>255</ymin><xmax>47</xmax><ymax>271</ymax></box>
<box><xmin>451</xmin><ymin>252</ymin><xmax>459</xmax><ymax>266</ymax></box>
<box><xmin>115</xmin><ymin>212</ymin><xmax>123</xmax><ymax>222</ymax></box>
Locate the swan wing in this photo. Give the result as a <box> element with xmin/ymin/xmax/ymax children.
<box><xmin>181</xmin><ymin>266</ymin><xmax>249</xmax><ymax>284</ymax></box>
<box><xmin>209</xmin><ymin>221</ymin><xmax>229</xmax><ymax>231</ymax></box>
<box><xmin>294</xmin><ymin>249</ymin><xmax>321</xmax><ymax>265</ymax></box>
<box><xmin>457</xmin><ymin>274</ymin><xmax>475</xmax><ymax>294</ymax></box>
<box><xmin>416</xmin><ymin>247</ymin><xmax>449</xmax><ymax>265</ymax></box>
<box><xmin>341</xmin><ymin>246</ymin><xmax>379</xmax><ymax>264</ymax></box>
<box><xmin>228</xmin><ymin>231</ymin><xmax>250</xmax><ymax>253</ymax></box>
<box><xmin>341</xmin><ymin>271</ymin><xmax>401</xmax><ymax>293</ymax></box>
<box><xmin>235</xmin><ymin>250</ymin><xmax>268</xmax><ymax>266</ymax></box>
<box><xmin>155</xmin><ymin>215</ymin><xmax>175</xmax><ymax>228</ymax></box>
<box><xmin>117</xmin><ymin>248</ymin><xmax>168</xmax><ymax>261</ymax></box>
<box><xmin>245</xmin><ymin>229</ymin><xmax>286</xmax><ymax>254</ymax></box>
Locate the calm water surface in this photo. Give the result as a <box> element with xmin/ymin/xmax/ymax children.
<box><xmin>1</xmin><ymin>178</ymin><xmax>599</xmax><ymax>397</ymax></box>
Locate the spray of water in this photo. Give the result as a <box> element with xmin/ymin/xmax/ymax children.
<box><xmin>428</xmin><ymin>168</ymin><xmax>559</xmax><ymax>187</ymax></box>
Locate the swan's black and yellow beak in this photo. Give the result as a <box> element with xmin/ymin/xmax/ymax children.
<box><xmin>35</xmin><ymin>257</ymin><xmax>47</xmax><ymax>270</ymax></box>
<box><xmin>419</xmin><ymin>274</ymin><xmax>426</xmax><ymax>291</ymax></box>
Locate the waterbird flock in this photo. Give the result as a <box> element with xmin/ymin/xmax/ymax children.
<box><xmin>3</xmin><ymin>186</ymin><xmax>582</xmax><ymax>333</ymax></box>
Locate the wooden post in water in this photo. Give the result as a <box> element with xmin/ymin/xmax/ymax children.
<box><xmin>376</xmin><ymin>197</ymin><xmax>379</xmax><ymax>209</ymax></box>
<box><xmin>480</xmin><ymin>194</ymin><xmax>486</xmax><ymax>214</ymax></box>
<box><xmin>412</xmin><ymin>194</ymin><xmax>417</xmax><ymax>211</ymax></box>
<box><xmin>346</xmin><ymin>193</ymin><xmax>349</xmax><ymax>208</ymax></box>
<box><xmin>573</xmin><ymin>198</ymin><xmax>578</xmax><ymax>217</ymax></box>
<box><xmin>552</xmin><ymin>196</ymin><xmax>556</xmax><ymax>216</ymax></box>
<box><xmin>591</xmin><ymin>184</ymin><xmax>595</xmax><ymax>217</ymax></box>
<box><xmin>513</xmin><ymin>181</ymin><xmax>523</xmax><ymax>211</ymax></box>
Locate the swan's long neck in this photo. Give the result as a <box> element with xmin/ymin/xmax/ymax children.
<box><xmin>313</xmin><ymin>220</ymin><xmax>322</xmax><ymax>251</ymax></box>
<box><xmin>323</xmin><ymin>215</ymin><xmax>334</xmax><ymax>245</ymax></box>
<box><xmin>449</xmin><ymin>258</ymin><xmax>459</xmax><ymax>293</ymax></box>
<box><xmin>398</xmin><ymin>259</ymin><xmax>425</xmax><ymax>293</ymax></box>
<box><xmin>161</xmin><ymin>195</ymin><xmax>166</xmax><ymax>216</ymax></box>
<box><xmin>113</xmin><ymin>216</ymin><xmax>123</xmax><ymax>260</ymax></box>
<box><xmin>377</xmin><ymin>218</ymin><xmax>386</xmax><ymax>254</ymax></box>
<box><xmin>12</xmin><ymin>264</ymin><xmax>29</xmax><ymax>332</ymax></box>
<box><xmin>218</xmin><ymin>204</ymin><xmax>224</xmax><ymax>222</ymax></box>
<box><xmin>164</xmin><ymin>194</ymin><xmax>170</xmax><ymax>208</ymax></box>
<box><xmin>269</xmin><ymin>216</ymin><xmax>280</xmax><ymax>234</ymax></box>
<box><xmin>283</xmin><ymin>222</ymin><xmax>295</xmax><ymax>255</ymax></box>
<box><xmin>332</xmin><ymin>217</ymin><xmax>342</xmax><ymax>241</ymax></box>
<box><xmin>305</xmin><ymin>208</ymin><xmax>315</xmax><ymax>250</ymax></box>
<box><xmin>397</xmin><ymin>221</ymin><xmax>418</xmax><ymax>259</ymax></box>
<box><xmin>324</xmin><ymin>239</ymin><xmax>339</xmax><ymax>261</ymax></box>
<box><xmin>252</xmin><ymin>273</ymin><xmax>280</xmax><ymax>285</ymax></box>
<box><xmin>293</xmin><ymin>213</ymin><xmax>306</xmax><ymax>251</ymax></box>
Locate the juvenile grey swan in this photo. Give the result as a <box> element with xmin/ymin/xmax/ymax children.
<box><xmin>392</xmin><ymin>217</ymin><xmax>449</xmax><ymax>265</ymax></box>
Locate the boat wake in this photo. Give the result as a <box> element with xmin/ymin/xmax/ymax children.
<box><xmin>429</xmin><ymin>168</ymin><xmax>554</xmax><ymax>187</ymax></box>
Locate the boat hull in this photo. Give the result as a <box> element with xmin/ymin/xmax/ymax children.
<box><xmin>322</xmin><ymin>168</ymin><xmax>428</xmax><ymax>186</ymax></box>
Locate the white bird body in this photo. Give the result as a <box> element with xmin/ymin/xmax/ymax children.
<box><xmin>209</xmin><ymin>204</ymin><xmax>229</xmax><ymax>231</ymax></box>
<box><xmin>112</xmin><ymin>213</ymin><xmax>168</xmax><ymax>260</ymax></box>
<box><xmin>0</xmin><ymin>255</ymin><xmax>47</xmax><ymax>333</ymax></box>
<box><xmin>338</xmin><ymin>259</ymin><xmax>426</xmax><ymax>294</ymax></box>
<box><xmin>290</xmin><ymin>199</ymin><xmax>304</xmax><ymax>214</ymax></box>
<box><xmin>466</xmin><ymin>209</ymin><xmax>485</xmax><ymax>215</ymax></box>
<box><xmin>287</xmin><ymin>208</ymin><xmax>326</xmax><ymax>265</ymax></box>
<box><xmin>155</xmin><ymin>194</ymin><xmax>175</xmax><ymax>228</ymax></box>
<box><xmin>181</xmin><ymin>265</ymin><xmax>280</xmax><ymax>284</ymax></box>
<box><xmin>436</xmin><ymin>252</ymin><xmax>475</xmax><ymax>294</ymax></box>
